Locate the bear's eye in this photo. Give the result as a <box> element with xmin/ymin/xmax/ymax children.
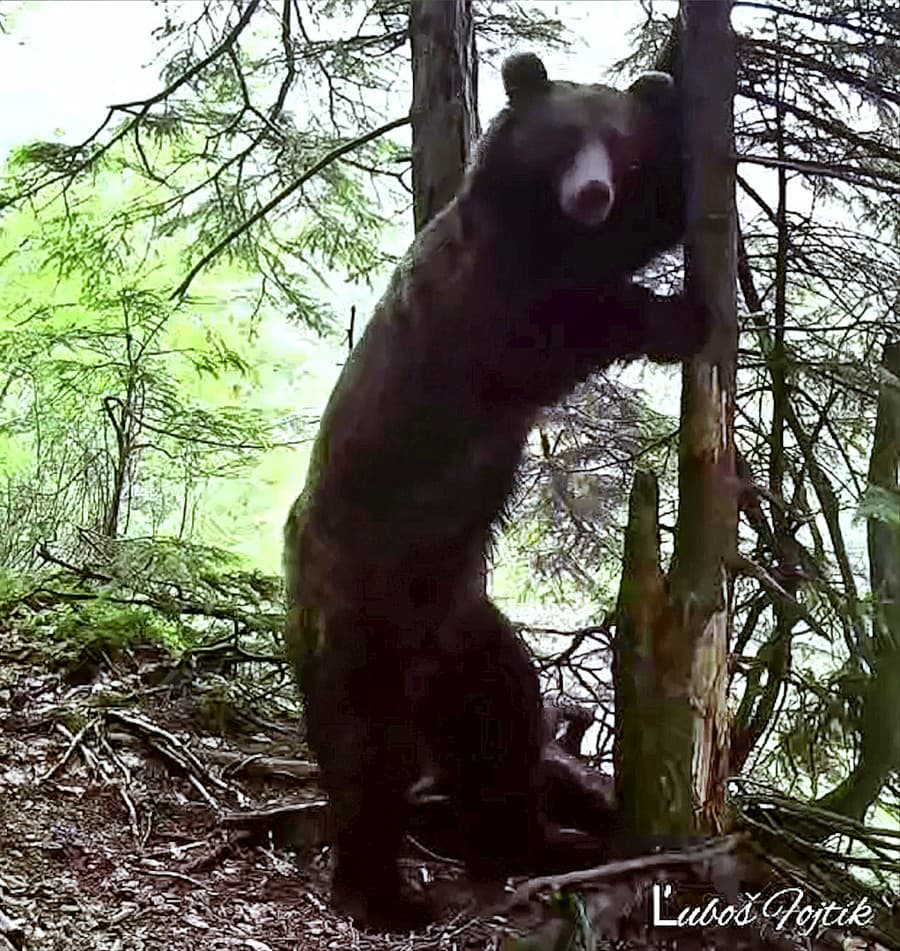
<box><xmin>607</xmin><ymin>133</ymin><xmax>641</xmax><ymax>174</ymax></box>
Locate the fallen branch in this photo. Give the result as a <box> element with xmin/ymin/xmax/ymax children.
<box><xmin>202</xmin><ymin>749</ymin><xmax>318</xmax><ymax>782</ymax></box>
<box><xmin>507</xmin><ymin>835</ymin><xmax>744</xmax><ymax>908</ymax></box>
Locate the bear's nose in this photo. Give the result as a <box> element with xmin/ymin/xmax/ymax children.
<box><xmin>572</xmin><ymin>180</ymin><xmax>613</xmax><ymax>226</ymax></box>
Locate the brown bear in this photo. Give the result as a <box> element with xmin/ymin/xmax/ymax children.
<box><xmin>283</xmin><ymin>52</ymin><xmax>709</xmax><ymax>929</ymax></box>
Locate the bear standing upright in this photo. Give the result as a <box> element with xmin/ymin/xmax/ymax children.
<box><xmin>284</xmin><ymin>53</ymin><xmax>710</xmax><ymax>928</ymax></box>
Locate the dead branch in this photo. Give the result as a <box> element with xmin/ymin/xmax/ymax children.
<box><xmin>507</xmin><ymin>835</ymin><xmax>745</xmax><ymax>908</ymax></box>
<box><xmin>202</xmin><ymin>748</ymin><xmax>318</xmax><ymax>781</ymax></box>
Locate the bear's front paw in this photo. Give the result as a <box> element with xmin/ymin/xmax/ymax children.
<box><xmin>645</xmin><ymin>294</ymin><xmax>714</xmax><ymax>364</ymax></box>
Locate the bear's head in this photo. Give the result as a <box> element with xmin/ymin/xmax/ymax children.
<box><xmin>469</xmin><ymin>52</ymin><xmax>681</xmax><ymax>246</ymax></box>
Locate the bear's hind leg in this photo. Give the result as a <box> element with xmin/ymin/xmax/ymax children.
<box><xmin>427</xmin><ymin>600</ymin><xmax>611</xmax><ymax>879</ymax></box>
<box><xmin>427</xmin><ymin>598</ymin><xmax>545</xmax><ymax>879</ymax></box>
<box><xmin>307</xmin><ymin>636</ymin><xmax>429</xmax><ymax>930</ymax></box>
<box><xmin>327</xmin><ymin>761</ymin><xmax>431</xmax><ymax>930</ymax></box>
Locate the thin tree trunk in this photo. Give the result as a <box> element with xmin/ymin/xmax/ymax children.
<box><xmin>101</xmin><ymin>392</ymin><xmax>134</xmax><ymax>538</ymax></box>
<box><xmin>615</xmin><ymin>0</ymin><xmax>737</xmax><ymax>839</ymax></box>
<box><xmin>409</xmin><ymin>0</ymin><xmax>479</xmax><ymax>233</ymax></box>
<box><xmin>675</xmin><ymin>0</ymin><xmax>738</xmax><ymax>834</ymax></box>
<box><xmin>817</xmin><ymin>340</ymin><xmax>900</xmax><ymax>820</ymax></box>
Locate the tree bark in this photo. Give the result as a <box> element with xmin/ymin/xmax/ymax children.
<box><xmin>615</xmin><ymin>0</ymin><xmax>738</xmax><ymax>840</ymax></box>
<box><xmin>614</xmin><ymin>472</ymin><xmax>690</xmax><ymax>837</ymax></box>
<box><xmin>673</xmin><ymin>0</ymin><xmax>738</xmax><ymax>835</ymax></box>
<box><xmin>409</xmin><ymin>0</ymin><xmax>479</xmax><ymax>233</ymax></box>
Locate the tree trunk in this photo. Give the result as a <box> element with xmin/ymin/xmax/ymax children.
<box><xmin>817</xmin><ymin>340</ymin><xmax>900</xmax><ymax>820</ymax></box>
<box><xmin>615</xmin><ymin>0</ymin><xmax>738</xmax><ymax>840</ymax></box>
<box><xmin>614</xmin><ymin>471</ymin><xmax>690</xmax><ymax>838</ymax></box>
<box><xmin>409</xmin><ymin>0</ymin><xmax>479</xmax><ymax>233</ymax></box>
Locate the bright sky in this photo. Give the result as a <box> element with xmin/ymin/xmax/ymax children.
<box><xmin>1</xmin><ymin>1</ymin><xmax>162</xmax><ymax>158</ymax></box>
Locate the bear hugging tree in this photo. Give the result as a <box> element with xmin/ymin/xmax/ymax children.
<box><xmin>283</xmin><ymin>52</ymin><xmax>711</xmax><ymax>930</ymax></box>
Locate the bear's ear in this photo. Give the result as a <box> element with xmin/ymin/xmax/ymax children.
<box><xmin>502</xmin><ymin>53</ymin><xmax>550</xmax><ymax>101</ymax></box>
<box><xmin>627</xmin><ymin>71</ymin><xmax>676</xmax><ymax>104</ymax></box>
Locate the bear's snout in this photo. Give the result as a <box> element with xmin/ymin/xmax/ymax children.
<box><xmin>559</xmin><ymin>140</ymin><xmax>615</xmax><ymax>227</ymax></box>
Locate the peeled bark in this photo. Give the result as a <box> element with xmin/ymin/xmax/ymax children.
<box><xmin>615</xmin><ymin>0</ymin><xmax>738</xmax><ymax>839</ymax></box>
<box><xmin>615</xmin><ymin>471</ymin><xmax>694</xmax><ymax>836</ymax></box>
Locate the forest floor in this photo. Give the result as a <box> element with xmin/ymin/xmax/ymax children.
<box><xmin>0</xmin><ymin>627</ymin><xmax>535</xmax><ymax>951</ymax></box>
<box><xmin>0</xmin><ymin>627</ymin><xmax>883</xmax><ymax>951</ymax></box>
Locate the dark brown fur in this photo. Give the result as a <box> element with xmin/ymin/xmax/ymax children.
<box><xmin>284</xmin><ymin>54</ymin><xmax>709</xmax><ymax>929</ymax></box>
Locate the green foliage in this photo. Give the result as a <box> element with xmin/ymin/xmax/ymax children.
<box><xmin>0</xmin><ymin>160</ymin><xmax>304</xmax><ymax>569</ymax></box>
<box><xmin>48</xmin><ymin>601</ymin><xmax>171</xmax><ymax>649</ymax></box>
<box><xmin>777</xmin><ymin>664</ymin><xmax>859</xmax><ymax>792</ymax></box>
<box><xmin>25</xmin><ymin>599</ymin><xmax>178</xmax><ymax>674</ymax></box>
<box><xmin>4</xmin><ymin>533</ymin><xmax>285</xmax><ymax>685</ymax></box>
<box><xmin>0</xmin><ymin>569</ymin><xmax>39</xmax><ymax>614</ymax></box>
<box><xmin>5</xmin><ymin>140</ymin><xmax>94</xmax><ymax>176</ymax></box>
